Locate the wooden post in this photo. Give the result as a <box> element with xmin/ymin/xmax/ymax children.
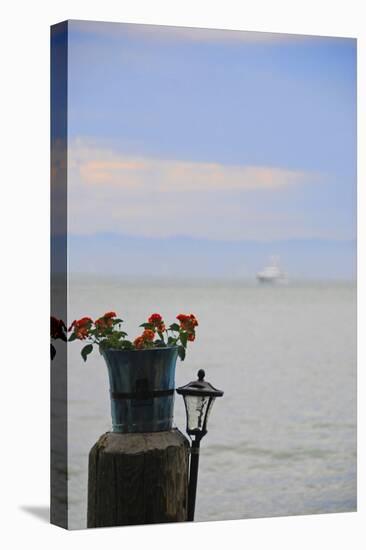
<box><xmin>87</xmin><ymin>428</ymin><xmax>190</xmax><ymax>528</ymax></box>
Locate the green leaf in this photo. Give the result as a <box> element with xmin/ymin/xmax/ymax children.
<box><xmin>178</xmin><ymin>346</ymin><xmax>186</xmax><ymax>361</ymax></box>
<box><xmin>121</xmin><ymin>340</ymin><xmax>134</xmax><ymax>350</ymax></box>
<box><xmin>168</xmin><ymin>336</ymin><xmax>176</xmax><ymax>345</ymax></box>
<box><xmin>110</xmin><ymin>333</ymin><xmax>122</xmax><ymax>341</ymax></box>
<box><xmin>68</xmin><ymin>332</ymin><xmax>77</xmax><ymax>342</ymax></box>
<box><xmin>169</xmin><ymin>323</ymin><xmax>180</xmax><ymax>332</ymax></box>
<box><xmin>81</xmin><ymin>344</ymin><xmax>93</xmax><ymax>362</ymax></box>
<box><xmin>51</xmin><ymin>344</ymin><xmax>56</xmax><ymax>360</ymax></box>
<box><xmin>180</xmin><ymin>332</ymin><xmax>188</xmax><ymax>348</ymax></box>
<box><xmin>139</xmin><ymin>322</ymin><xmax>154</xmax><ymax>329</ymax></box>
<box><xmin>113</xmin><ymin>318</ymin><xmax>123</xmax><ymax>324</ymax></box>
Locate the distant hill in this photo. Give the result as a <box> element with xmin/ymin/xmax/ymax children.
<box><xmin>65</xmin><ymin>233</ymin><xmax>356</xmax><ymax>280</ymax></box>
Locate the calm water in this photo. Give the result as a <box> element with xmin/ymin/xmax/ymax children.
<box><xmin>67</xmin><ymin>278</ymin><xmax>356</xmax><ymax>529</ymax></box>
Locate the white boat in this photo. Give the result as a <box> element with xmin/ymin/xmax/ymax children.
<box><xmin>256</xmin><ymin>256</ymin><xmax>288</xmax><ymax>284</ymax></box>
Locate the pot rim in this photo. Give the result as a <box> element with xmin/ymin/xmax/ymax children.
<box><xmin>101</xmin><ymin>345</ymin><xmax>179</xmax><ymax>353</ymax></box>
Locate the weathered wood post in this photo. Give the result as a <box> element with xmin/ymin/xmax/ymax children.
<box><xmin>87</xmin><ymin>428</ymin><xmax>190</xmax><ymax>528</ymax></box>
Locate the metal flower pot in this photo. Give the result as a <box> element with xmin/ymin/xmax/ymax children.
<box><xmin>101</xmin><ymin>346</ymin><xmax>178</xmax><ymax>433</ymax></box>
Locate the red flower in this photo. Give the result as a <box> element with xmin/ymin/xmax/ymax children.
<box><xmin>95</xmin><ymin>318</ymin><xmax>109</xmax><ymax>330</ymax></box>
<box><xmin>148</xmin><ymin>313</ymin><xmax>162</xmax><ymax>323</ymax></box>
<box><xmin>148</xmin><ymin>313</ymin><xmax>166</xmax><ymax>332</ymax></box>
<box><xmin>75</xmin><ymin>327</ymin><xmax>89</xmax><ymax>340</ymax></box>
<box><xmin>134</xmin><ymin>335</ymin><xmax>145</xmax><ymax>349</ymax></box>
<box><xmin>190</xmin><ymin>314</ymin><xmax>198</xmax><ymax>327</ymax></box>
<box><xmin>80</xmin><ymin>317</ymin><xmax>92</xmax><ymax>327</ymax></box>
<box><xmin>176</xmin><ymin>313</ymin><xmax>198</xmax><ymax>331</ymax></box>
<box><xmin>176</xmin><ymin>313</ymin><xmax>198</xmax><ymax>344</ymax></box>
<box><xmin>69</xmin><ymin>317</ymin><xmax>93</xmax><ymax>340</ymax></box>
<box><xmin>69</xmin><ymin>317</ymin><xmax>92</xmax><ymax>330</ymax></box>
<box><xmin>104</xmin><ymin>311</ymin><xmax>117</xmax><ymax>319</ymax></box>
<box><xmin>95</xmin><ymin>312</ymin><xmax>116</xmax><ymax>331</ymax></box>
<box><xmin>133</xmin><ymin>327</ymin><xmax>156</xmax><ymax>349</ymax></box>
<box><xmin>142</xmin><ymin>329</ymin><xmax>155</xmax><ymax>342</ymax></box>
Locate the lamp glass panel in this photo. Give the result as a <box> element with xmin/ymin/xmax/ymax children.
<box><xmin>185</xmin><ymin>395</ymin><xmax>211</xmax><ymax>431</ymax></box>
<box><xmin>205</xmin><ymin>397</ymin><xmax>216</xmax><ymax>427</ymax></box>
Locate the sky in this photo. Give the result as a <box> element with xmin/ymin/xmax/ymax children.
<box><xmin>61</xmin><ymin>20</ymin><xmax>356</xmax><ymax>277</ymax></box>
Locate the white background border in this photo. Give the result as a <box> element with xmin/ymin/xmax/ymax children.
<box><xmin>1</xmin><ymin>1</ymin><xmax>364</xmax><ymax>549</ymax></box>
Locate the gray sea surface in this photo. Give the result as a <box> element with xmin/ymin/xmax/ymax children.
<box><xmin>67</xmin><ymin>277</ymin><xmax>356</xmax><ymax>529</ymax></box>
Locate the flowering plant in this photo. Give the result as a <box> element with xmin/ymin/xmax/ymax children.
<box><xmin>68</xmin><ymin>312</ymin><xmax>198</xmax><ymax>362</ymax></box>
<box><xmin>50</xmin><ymin>316</ymin><xmax>67</xmax><ymax>359</ymax></box>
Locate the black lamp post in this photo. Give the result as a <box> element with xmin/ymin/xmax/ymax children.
<box><xmin>176</xmin><ymin>369</ymin><xmax>224</xmax><ymax>521</ymax></box>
